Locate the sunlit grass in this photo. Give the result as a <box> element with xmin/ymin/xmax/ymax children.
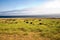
<box><xmin>0</xmin><ymin>18</ymin><xmax>60</xmax><ymax>40</ymax></box>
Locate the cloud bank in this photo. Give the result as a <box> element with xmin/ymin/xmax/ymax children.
<box><xmin>0</xmin><ymin>0</ymin><xmax>60</xmax><ymax>16</ymax></box>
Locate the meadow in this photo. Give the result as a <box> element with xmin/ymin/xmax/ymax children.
<box><xmin>0</xmin><ymin>18</ymin><xmax>60</xmax><ymax>40</ymax></box>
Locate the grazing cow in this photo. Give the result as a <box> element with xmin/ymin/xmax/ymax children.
<box><xmin>39</xmin><ymin>23</ymin><xmax>43</xmax><ymax>25</ymax></box>
<box><xmin>26</xmin><ymin>22</ymin><xmax>28</xmax><ymax>23</ymax></box>
<box><xmin>30</xmin><ymin>22</ymin><xmax>32</xmax><ymax>24</ymax></box>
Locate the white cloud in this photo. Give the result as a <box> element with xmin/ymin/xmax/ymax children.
<box><xmin>44</xmin><ymin>0</ymin><xmax>60</xmax><ymax>8</ymax></box>
<box><xmin>19</xmin><ymin>0</ymin><xmax>60</xmax><ymax>15</ymax></box>
<box><xmin>0</xmin><ymin>0</ymin><xmax>60</xmax><ymax>16</ymax></box>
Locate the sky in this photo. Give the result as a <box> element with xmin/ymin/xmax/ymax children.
<box><xmin>0</xmin><ymin>0</ymin><xmax>60</xmax><ymax>16</ymax></box>
<box><xmin>0</xmin><ymin>0</ymin><xmax>46</xmax><ymax>12</ymax></box>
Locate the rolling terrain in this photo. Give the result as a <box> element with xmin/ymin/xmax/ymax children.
<box><xmin>0</xmin><ymin>18</ymin><xmax>60</xmax><ymax>40</ymax></box>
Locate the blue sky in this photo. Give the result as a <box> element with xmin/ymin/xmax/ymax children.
<box><xmin>0</xmin><ymin>0</ymin><xmax>60</xmax><ymax>16</ymax></box>
<box><xmin>0</xmin><ymin>0</ymin><xmax>47</xmax><ymax>12</ymax></box>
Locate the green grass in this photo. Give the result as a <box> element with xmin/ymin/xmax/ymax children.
<box><xmin>0</xmin><ymin>18</ymin><xmax>60</xmax><ymax>40</ymax></box>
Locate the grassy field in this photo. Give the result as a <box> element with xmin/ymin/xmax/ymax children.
<box><xmin>0</xmin><ymin>18</ymin><xmax>60</xmax><ymax>40</ymax></box>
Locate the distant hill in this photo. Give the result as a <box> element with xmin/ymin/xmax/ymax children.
<box><xmin>0</xmin><ymin>10</ymin><xmax>60</xmax><ymax>18</ymax></box>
